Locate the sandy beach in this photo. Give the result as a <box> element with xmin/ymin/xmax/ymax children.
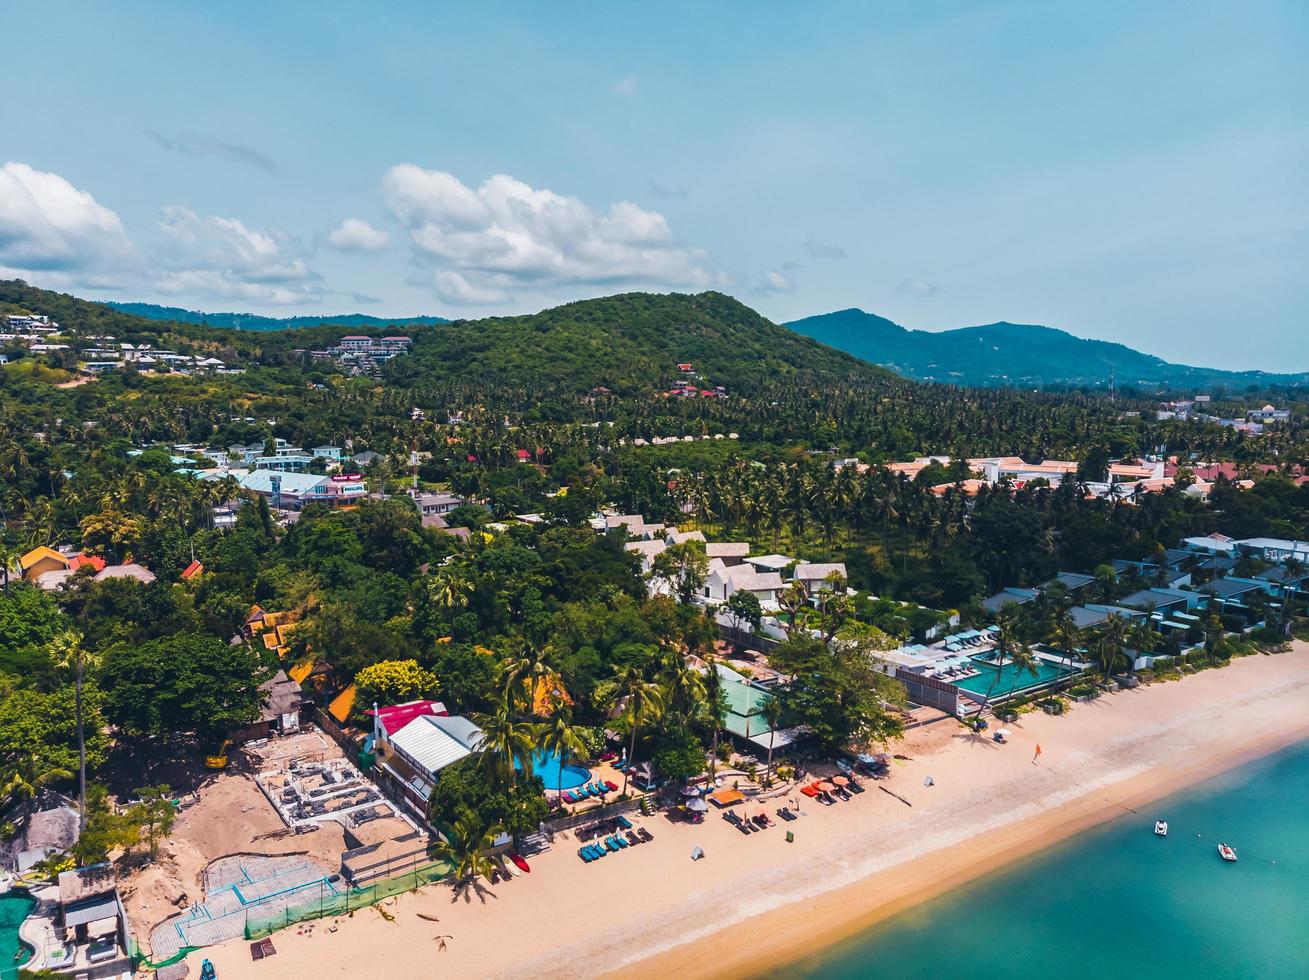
<box><xmin>191</xmin><ymin>644</ymin><xmax>1309</xmax><ymax>980</ymax></box>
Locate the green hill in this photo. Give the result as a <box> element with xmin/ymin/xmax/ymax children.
<box><xmin>785</xmin><ymin>309</ymin><xmax>1309</xmax><ymax>391</ymax></box>
<box><xmin>106</xmin><ymin>301</ymin><xmax>448</xmax><ymax>331</ymax></box>
<box><xmin>391</xmin><ymin>291</ymin><xmax>892</xmax><ymax>393</ymax></box>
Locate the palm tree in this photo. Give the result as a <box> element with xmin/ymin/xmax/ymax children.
<box><xmin>425</xmin><ymin>568</ymin><xmax>472</xmax><ymax>615</ymax></box>
<box><xmin>974</xmin><ymin>607</ymin><xmax>1034</xmax><ymax>725</ymax></box>
<box><xmin>1046</xmin><ymin>610</ymin><xmax>1084</xmax><ymax>681</ymax></box>
<box><xmin>612</xmin><ymin>666</ymin><xmax>663</xmax><ymax>798</ymax></box>
<box><xmin>537</xmin><ymin>705</ymin><xmax>586</xmax><ymax>803</ymax></box>
<box><xmin>762</xmin><ymin>696</ymin><xmax>784</xmax><ymax>776</ymax></box>
<box><xmin>471</xmin><ymin>705</ymin><xmax>539</xmax><ymax>788</ymax></box>
<box><xmin>433</xmin><ymin>813</ymin><xmax>506</xmax><ymax>893</ymax></box>
<box><xmin>49</xmin><ymin>630</ymin><xmax>100</xmax><ymax>831</ymax></box>
<box><xmin>1092</xmin><ymin>615</ymin><xmax>1132</xmax><ymax>680</ymax></box>
<box><xmin>2</xmin><ymin>754</ymin><xmax>72</xmax><ymax>814</ymax></box>
<box><xmin>701</xmin><ymin>655</ymin><xmax>725</xmax><ymax>781</ymax></box>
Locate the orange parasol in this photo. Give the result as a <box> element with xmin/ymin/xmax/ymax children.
<box><xmin>831</xmin><ymin>775</ymin><xmax>850</xmax><ymax>786</ymax></box>
<box><xmin>814</xmin><ymin>780</ymin><xmax>836</xmax><ymax>792</ymax></box>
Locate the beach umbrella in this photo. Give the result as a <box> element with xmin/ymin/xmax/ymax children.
<box><xmin>686</xmin><ymin>797</ymin><xmax>709</xmax><ymax>812</ymax></box>
<box><xmin>831</xmin><ymin>775</ymin><xmax>850</xmax><ymax>786</ymax></box>
<box><xmin>681</xmin><ymin>785</ymin><xmax>701</xmax><ymax>797</ymax></box>
<box><xmin>814</xmin><ymin>780</ymin><xmax>835</xmax><ymax>792</ymax></box>
<box><xmin>691</xmin><ymin>846</ymin><xmax>705</xmax><ymax>861</ymax></box>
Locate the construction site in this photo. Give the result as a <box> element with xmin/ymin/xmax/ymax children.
<box><xmin>122</xmin><ymin>729</ymin><xmax>434</xmax><ymax>967</ymax></box>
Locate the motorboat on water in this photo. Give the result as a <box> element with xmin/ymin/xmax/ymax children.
<box><xmin>1217</xmin><ymin>843</ymin><xmax>1238</xmax><ymax>862</ymax></box>
<box><xmin>1154</xmin><ymin>820</ymin><xmax>1168</xmax><ymax>837</ymax></box>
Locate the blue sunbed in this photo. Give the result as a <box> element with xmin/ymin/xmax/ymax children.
<box><xmin>604</xmin><ymin>837</ymin><xmax>619</xmax><ymax>852</ymax></box>
<box><xmin>614</xmin><ymin>834</ymin><xmax>629</xmax><ymax>848</ymax></box>
<box><xmin>617</xmin><ymin>815</ymin><xmax>634</xmax><ymax>829</ymax></box>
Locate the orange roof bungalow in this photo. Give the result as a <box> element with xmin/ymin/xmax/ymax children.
<box><xmin>180</xmin><ymin>559</ymin><xmax>204</xmax><ymax>581</ymax></box>
<box><xmin>532</xmin><ymin>678</ymin><xmax>574</xmax><ymax>717</ymax></box>
<box><xmin>19</xmin><ymin>546</ymin><xmax>72</xmax><ymax>580</ymax></box>
<box><xmin>931</xmin><ymin>479</ymin><xmax>989</xmax><ymax>497</ymax></box>
<box><xmin>327</xmin><ymin>683</ymin><xmax>358</xmax><ymax>727</ymax></box>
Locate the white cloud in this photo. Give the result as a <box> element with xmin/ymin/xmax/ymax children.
<box><xmin>613</xmin><ymin>76</ymin><xmax>638</xmax><ymax>97</ymax></box>
<box><xmin>154</xmin><ymin>205</ymin><xmax>321</xmax><ymax>305</ymax></box>
<box><xmin>896</xmin><ymin>277</ymin><xmax>941</xmax><ymax>297</ymax></box>
<box><xmin>0</xmin><ymin>161</ymin><xmax>135</xmax><ymax>275</ymax></box>
<box><xmin>327</xmin><ymin>217</ymin><xmax>390</xmax><ymax>252</ymax></box>
<box><xmin>382</xmin><ymin>164</ymin><xmax>719</xmax><ymax>305</ymax></box>
<box><xmin>760</xmin><ymin>268</ymin><xmax>795</xmax><ymax>294</ymax></box>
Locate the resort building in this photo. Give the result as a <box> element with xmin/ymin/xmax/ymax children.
<box><xmin>375</xmin><ymin>714</ymin><xmax>485</xmax><ymax>811</ymax></box>
<box><xmin>716</xmin><ymin>664</ymin><xmax>798</xmax><ymax>754</ymax></box>
<box><xmin>793</xmin><ymin>562</ymin><xmax>848</xmax><ymax>594</ymax></box>
<box><xmin>237</xmin><ymin>470</ymin><xmax>367</xmax><ymax>510</ymax></box>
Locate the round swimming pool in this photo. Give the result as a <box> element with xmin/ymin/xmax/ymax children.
<box><xmin>522</xmin><ymin>750</ymin><xmax>591</xmax><ymax>790</ymax></box>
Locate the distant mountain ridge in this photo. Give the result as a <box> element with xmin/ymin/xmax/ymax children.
<box><xmin>784</xmin><ymin>309</ymin><xmax>1309</xmax><ymax>391</ymax></box>
<box><xmin>107</xmin><ymin>301</ymin><xmax>448</xmax><ymax>331</ymax></box>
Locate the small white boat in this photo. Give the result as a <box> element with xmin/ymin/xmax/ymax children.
<box><xmin>1154</xmin><ymin>820</ymin><xmax>1168</xmax><ymax>837</ymax></box>
<box><xmin>1217</xmin><ymin>843</ymin><xmax>1238</xmax><ymax>862</ymax></box>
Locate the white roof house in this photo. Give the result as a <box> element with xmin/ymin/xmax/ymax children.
<box><xmin>387</xmin><ymin>715</ymin><xmax>485</xmax><ymax>791</ymax></box>
<box><xmin>704</xmin><ymin>559</ymin><xmax>784</xmax><ymax>604</ymax></box>
<box><xmin>705</xmin><ymin>542</ymin><xmax>750</xmax><ymax>564</ymax></box>
<box><xmin>744</xmin><ymin>554</ymin><xmax>794</xmax><ymax>574</ymax></box>
<box><xmin>794</xmin><ymin>562</ymin><xmax>848</xmax><ymax>592</ymax></box>
<box><xmin>625</xmin><ymin>539</ymin><xmax>667</xmax><ymax>574</ymax></box>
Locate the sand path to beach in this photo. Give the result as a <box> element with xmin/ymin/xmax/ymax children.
<box><xmin>192</xmin><ymin>644</ymin><xmax>1309</xmax><ymax>980</ymax></box>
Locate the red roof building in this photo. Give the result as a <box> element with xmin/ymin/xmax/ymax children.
<box><xmin>181</xmin><ymin>559</ymin><xmax>204</xmax><ymax>581</ymax></box>
<box><xmin>366</xmin><ymin>699</ymin><xmax>449</xmax><ymax>738</ymax></box>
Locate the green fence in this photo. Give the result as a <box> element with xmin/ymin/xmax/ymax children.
<box><xmin>243</xmin><ymin>860</ymin><xmax>451</xmax><ymax>939</ymax></box>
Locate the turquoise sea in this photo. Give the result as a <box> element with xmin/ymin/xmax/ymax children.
<box><xmin>781</xmin><ymin>741</ymin><xmax>1309</xmax><ymax>980</ymax></box>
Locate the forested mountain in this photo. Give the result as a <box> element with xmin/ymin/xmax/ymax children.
<box><xmin>785</xmin><ymin>309</ymin><xmax>1309</xmax><ymax>391</ymax></box>
<box><xmin>391</xmin><ymin>291</ymin><xmax>893</xmax><ymax>394</ymax></box>
<box><xmin>106</xmin><ymin>301</ymin><xmax>448</xmax><ymax>331</ymax></box>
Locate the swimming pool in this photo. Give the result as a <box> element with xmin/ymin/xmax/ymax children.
<box><xmin>1</xmin><ymin>889</ymin><xmax>36</xmax><ymax>978</ymax></box>
<box><xmin>521</xmin><ymin>750</ymin><xmax>591</xmax><ymax>791</ymax></box>
<box><xmin>953</xmin><ymin>656</ymin><xmax>1073</xmax><ymax>699</ymax></box>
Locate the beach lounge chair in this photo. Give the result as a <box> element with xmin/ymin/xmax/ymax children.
<box><xmin>605</xmin><ymin>837</ymin><xmax>620</xmax><ymax>852</ymax></box>
<box><xmin>800</xmin><ymin>785</ymin><xmax>820</xmax><ymax>798</ymax></box>
<box><xmin>578</xmin><ymin>847</ymin><xmax>591</xmax><ymax>862</ymax></box>
<box><xmin>605</xmin><ymin>780</ymin><xmax>620</xmax><ymax>792</ymax></box>
<box><xmin>590</xmin><ymin>782</ymin><xmax>606</xmax><ymax>797</ymax></box>
<box><xmin>625</xmin><ymin>830</ymin><xmax>641</xmax><ymax>846</ymax></box>
<box><xmin>777</xmin><ymin>807</ymin><xmax>796</xmax><ymax>821</ymax></box>
<box><xmin>617</xmin><ymin>815</ymin><xmax>634</xmax><ymax>829</ymax></box>
<box><xmin>637</xmin><ymin>827</ymin><xmax>653</xmax><ymax>842</ymax></box>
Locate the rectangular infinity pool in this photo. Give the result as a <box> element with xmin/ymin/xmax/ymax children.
<box><xmin>952</xmin><ymin>657</ymin><xmax>1072</xmax><ymax>698</ymax></box>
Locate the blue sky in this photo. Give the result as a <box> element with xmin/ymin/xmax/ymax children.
<box><xmin>2</xmin><ymin>1</ymin><xmax>1305</xmax><ymax>368</ymax></box>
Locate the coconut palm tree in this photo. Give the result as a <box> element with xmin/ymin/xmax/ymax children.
<box><xmin>974</xmin><ymin>606</ymin><xmax>1034</xmax><ymax>725</ymax></box>
<box><xmin>537</xmin><ymin>705</ymin><xmax>586</xmax><ymax>803</ymax></box>
<box><xmin>470</xmin><ymin>704</ymin><xmax>539</xmax><ymax>788</ymax></box>
<box><xmin>701</xmin><ymin>655</ymin><xmax>726</xmax><ymax>780</ymax></box>
<box><xmin>762</xmin><ymin>696</ymin><xmax>784</xmax><ymax>775</ymax></box>
<box><xmin>2</xmin><ymin>754</ymin><xmax>72</xmax><ymax>814</ymax></box>
<box><xmin>434</xmin><ymin>813</ymin><xmax>506</xmax><ymax>893</ymax></box>
<box><xmin>49</xmin><ymin>630</ymin><xmax>100</xmax><ymax>831</ymax></box>
<box><xmin>1092</xmin><ymin>614</ymin><xmax>1132</xmax><ymax>680</ymax></box>
<box><xmin>1046</xmin><ymin>610</ymin><xmax>1084</xmax><ymax>681</ymax></box>
<box><xmin>612</xmin><ymin>666</ymin><xmax>664</xmax><ymax>798</ymax></box>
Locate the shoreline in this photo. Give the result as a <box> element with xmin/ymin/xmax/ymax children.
<box><xmin>191</xmin><ymin>645</ymin><xmax>1309</xmax><ymax>980</ymax></box>
<box><xmin>628</xmin><ymin>718</ymin><xmax>1309</xmax><ymax>980</ymax></box>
